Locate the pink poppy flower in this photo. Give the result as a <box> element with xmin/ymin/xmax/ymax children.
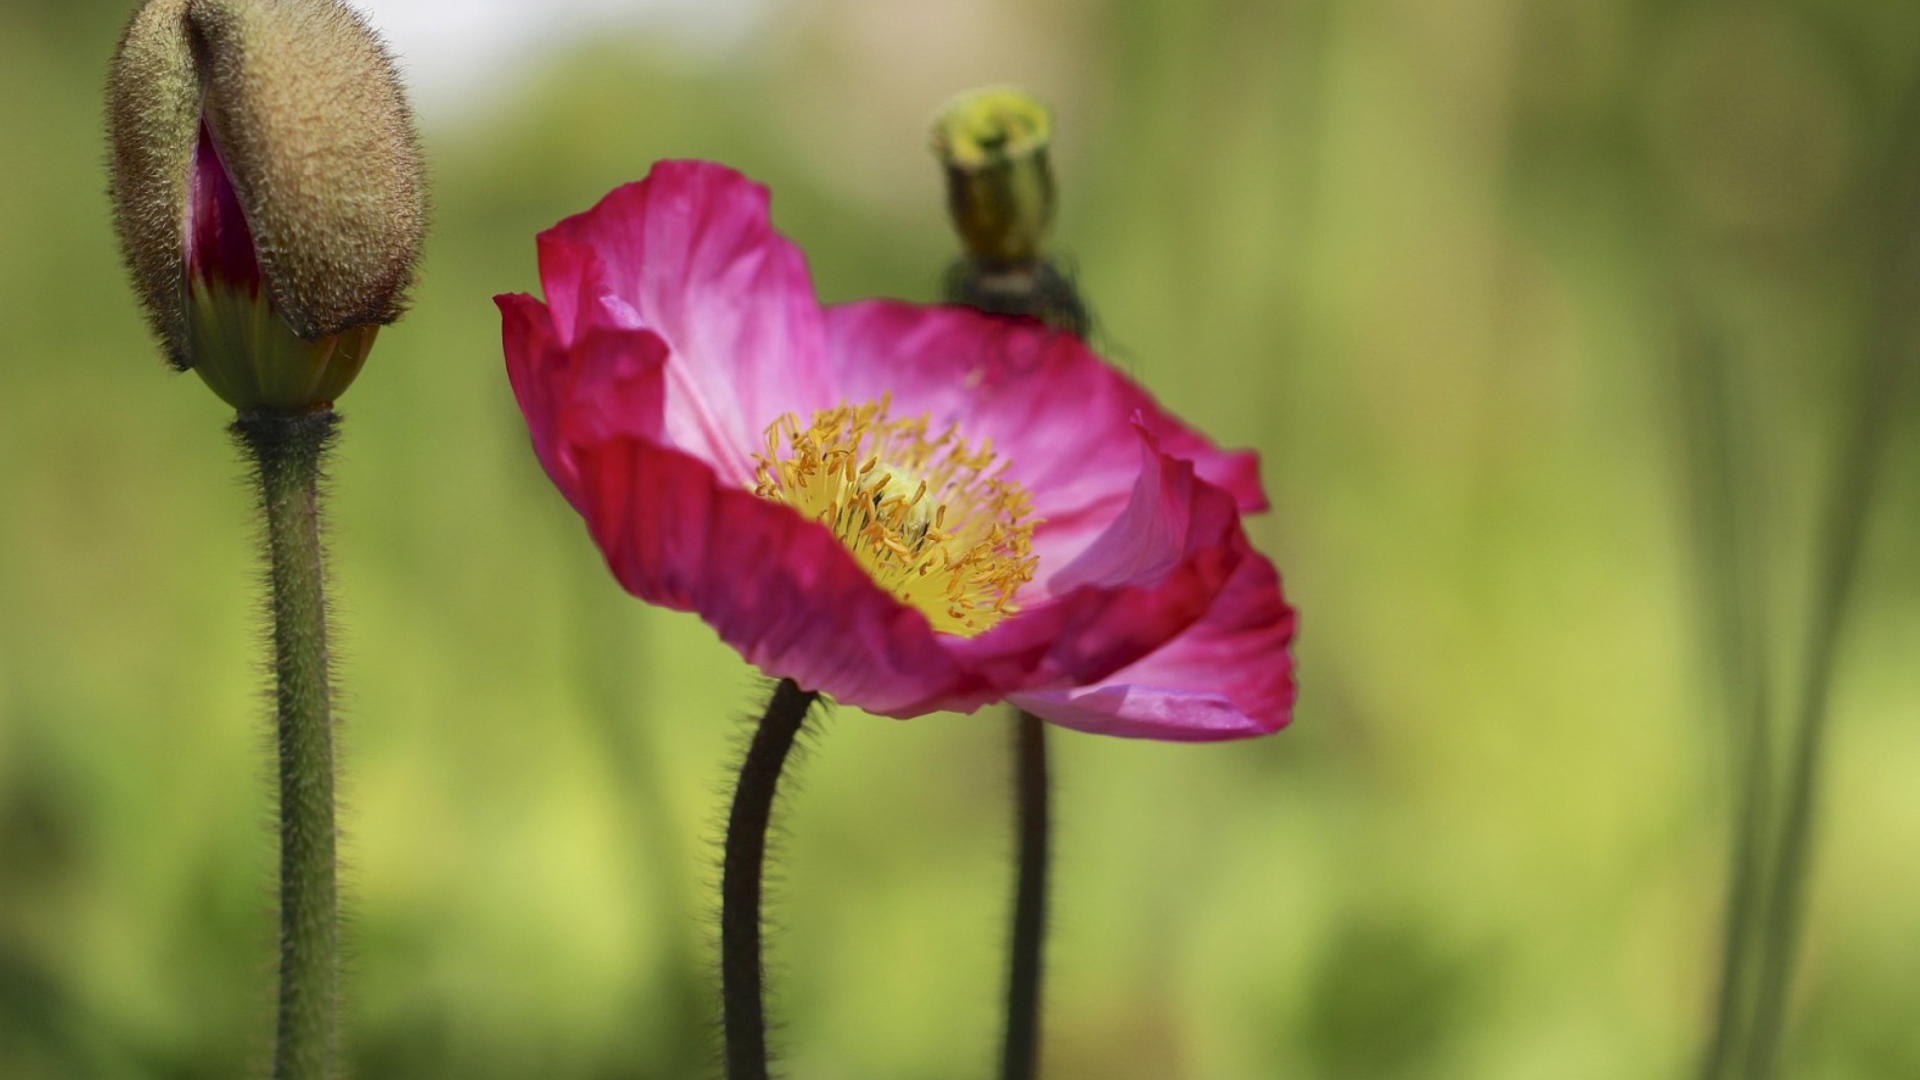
<box><xmin>498</xmin><ymin>160</ymin><xmax>1295</xmax><ymax>740</ymax></box>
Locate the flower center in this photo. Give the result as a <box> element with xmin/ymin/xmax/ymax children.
<box><xmin>753</xmin><ymin>398</ymin><xmax>1038</xmax><ymax>637</ymax></box>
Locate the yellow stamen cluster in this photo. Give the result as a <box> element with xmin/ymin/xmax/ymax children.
<box><xmin>753</xmin><ymin>398</ymin><xmax>1038</xmax><ymax>637</ymax></box>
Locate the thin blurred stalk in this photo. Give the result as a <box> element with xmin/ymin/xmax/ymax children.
<box><xmin>234</xmin><ymin>409</ymin><xmax>341</xmax><ymax>1080</ymax></box>
<box><xmin>567</xmin><ymin>554</ymin><xmax>708</xmax><ymax>1077</ymax></box>
<box><xmin>1677</xmin><ymin>309</ymin><xmax>1774</xmax><ymax>1080</ymax></box>
<box><xmin>1746</xmin><ymin>313</ymin><xmax>1901</xmax><ymax>1078</ymax></box>
<box><xmin>1744</xmin><ymin>78</ymin><xmax>1920</xmax><ymax>1080</ymax></box>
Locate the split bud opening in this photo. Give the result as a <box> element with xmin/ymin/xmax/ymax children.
<box><xmin>107</xmin><ymin>0</ymin><xmax>426</xmax><ymax>411</ymax></box>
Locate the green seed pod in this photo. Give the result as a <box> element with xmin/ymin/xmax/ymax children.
<box><xmin>930</xmin><ymin>87</ymin><xmax>1057</xmax><ymax>266</ymax></box>
<box><xmin>107</xmin><ymin>0</ymin><xmax>426</xmax><ymax>410</ymax></box>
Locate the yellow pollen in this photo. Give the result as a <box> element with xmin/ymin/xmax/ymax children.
<box><xmin>752</xmin><ymin>397</ymin><xmax>1038</xmax><ymax>637</ymax></box>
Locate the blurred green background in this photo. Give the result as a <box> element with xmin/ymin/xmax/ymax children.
<box><xmin>3</xmin><ymin>0</ymin><xmax>1919</xmax><ymax>1077</ymax></box>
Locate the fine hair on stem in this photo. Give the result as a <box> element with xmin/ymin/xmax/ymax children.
<box><xmin>720</xmin><ymin>678</ymin><xmax>820</xmax><ymax>1080</ymax></box>
<box><xmin>233</xmin><ymin>407</ymin><xmax>344</xmax><ymax>1080</ymax></box>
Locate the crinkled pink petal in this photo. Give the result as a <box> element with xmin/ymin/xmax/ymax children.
<box><xmin>570</xmin><ymin>435</ymin><xmax>971</xmax><ymax>715</ymax></box>
<box><xmin>947</xmin><ymin>431</ymin><xmax>1246</xmax><ymax>696</ymax></box>
<box><xmin>499</xmin><ymin>292</ymin><xmax>578</xmax><ymax>500</ymax></box>
<box><xmin>824</xmin><ymin>300</ymin><xmax>1268</xmax><ymax>518</ymax></box>
<box><xmin>498</xmin><ymin>292</ymin><xmax>670</xmax><ymax>510</ymax></box>
<box><xmin>1010</xmin><ymin>536</ymin><xmax>1296</xmax><ymax>741</ymax></box>
<box><xmin>1048</xmin><ymin>423</ymin><xmax>1219</xmax><ymax>593</ymax></box>
<box><xmin>537</xmin><ymin>161</ymin><xmax>835</xmax><ymax>486</ymax></box>
<box><xmin>556</xmin><ymin>381</ymin><xmax>1249</xmax><ymax>717</ymax></box>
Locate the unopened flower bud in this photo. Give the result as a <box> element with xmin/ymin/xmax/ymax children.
<box><xmin>107</xmin><ymin>0</ymin><xmax>426</xmax><ymax>411</ymax></box>
<box><xmin>930</xmin><ymin>87</ymin><xmax>1056</xmax><ymax>265</ymax></box>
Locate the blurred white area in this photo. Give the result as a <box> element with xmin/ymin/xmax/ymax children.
<box><xmin>349</xmin><ymin>0</ymin><xmax>768</xmax><ymax>118</ymax></box>
<box><xmin>759</xmin><ymin>0</ymin><xmax>1096</xmax><ymax>212</ymax></box>
<box><xmin>348</xmin><ymin>0</ymin><xmax>1095</xmax><ymax>213</ymax></box>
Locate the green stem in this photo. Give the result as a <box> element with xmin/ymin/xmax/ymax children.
<box><xmin>1745</xmin><ymin>329</ymin><xmax>1901</xmax><ymax>1080</ymax></box>
<box><xmin>1000</xmin><ymin>709</ymin><xmax>1050</xmax><ymax>1080</ymax></box>
<box><xmin>1744</xmin><ymin>77</ymin><xmax>1920</xmax><ymax>1080</ymax></box>
<box><xmin>1701</xmin><ymin>699</ymin><xmax>1772</xmax><ymax>1080</ymax></box>
<box><xmin>1677</xmin><ymin>311</ymin><xmax>1774</xmax><ymax>1080</ymax></box>
<box><xmin>567</xmin><ymin>562</ymin><xmax>708</xmax><ymax>1075</ymax></box>
<box><xmin>721</xmin><ymin>678</ymin><xmax>818</xmax><ymax>1080</ymax></box>
<box><xmin>234</xmin><ymin>409</ymin><xmax>341</xmax><ymax>1080</ymax></box>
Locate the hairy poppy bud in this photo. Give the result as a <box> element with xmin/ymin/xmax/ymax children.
<box><xmin>107</xmin><ymin>0</ymin><xmax>426</xmax><ymax>411</ymax></box>
<box><xmin>930</xmin><ymin>87</ymin><xmax>1056</xmax><ymax>265</ymax></box>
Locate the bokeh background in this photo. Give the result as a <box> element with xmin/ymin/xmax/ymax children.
<box><xmin>3</xmin><ymin>0</ymin><xmax>1919</xmax><ymax>1077</ymax></box>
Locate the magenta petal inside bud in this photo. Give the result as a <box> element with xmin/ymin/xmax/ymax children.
<box><xmin>187</xmin><ymin>121</ymin><xmax>262</xmax><ymax>294</ymax></box>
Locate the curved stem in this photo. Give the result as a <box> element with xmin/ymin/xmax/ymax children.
<box><xmin>1743</xmin><ymin>77</ymin><xmax>1920</xmax><ymax>1080</ymax></box>
<box><xmin>1699</xmin><ymin>705</ymin><xmax>1771</xmax><ymax>1080</ymax></box>
<box><xmin>567</xmin><ymin>562</ymin><xmax>709</xmax><ymax>1073</ymax></box>
<box><xmin>721</xmin><ymin>678</ymin><xmax>818</xmax><ymax>1080</ymax></box>
<box><xmin>1746</xmin><ymin>362</ymin><xmax>1892</xmax><ymax>1080</ymax></box>
<box><xmin>234</xmin><ymin>409</ymin><xmax>341</xmax><ymax>1080</ymax></box>
<box><xmin>1000</xmin><ymin>709</ymin><xmax>1051</xmax><ymax>1080</ymax></box>
<box><xmin>1676</xmin><ymin>311</ymin><xmax>1774</xmax><ymax>1080</ymax></box>
<box><xmin>1746</xmin><ymin>326</ymin><xmax>1902</xmax><ymax>1080</ymax></box>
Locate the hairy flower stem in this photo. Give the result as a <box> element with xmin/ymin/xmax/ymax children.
<box><xmin>945</xmin><ymin>254</ymin><xmax>1086</xmax><ymax>1080</ymax></box>
<box><xmin>233</xmin><ymin>409</ymin><xmax>341</xmax><ymax>1080</ymax></box>
<box><xmin>944</xmin><ymin>258</ymin><xmax>1091</xmax><ymax>339</ymax></box>
<box><xmin>722</xmin><ymin>678</ymin><xmax>819</xmax><ymax>1080</ymax></box>
<box><xmin>1001</xmin><ymin>709</ymin><xmax>1051</xmax><ymax>1080</ymax></box>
